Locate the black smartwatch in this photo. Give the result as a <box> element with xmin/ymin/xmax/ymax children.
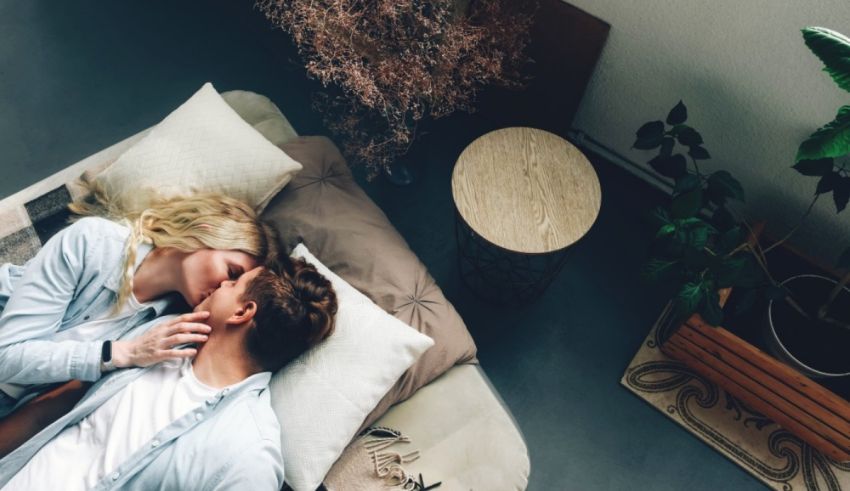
<box><xmin>101</xmin><ymin>340</ymin><xmax>116</xmax><ymax>372</ymax></box>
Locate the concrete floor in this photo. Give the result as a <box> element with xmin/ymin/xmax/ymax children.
<box><xmin>0</xmin><ymin>1</ymin><xmax>766</xmax><ymax>489</ymax></box>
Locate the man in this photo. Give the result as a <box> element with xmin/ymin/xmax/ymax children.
<box><xmin>0</xmin><ymin>260</ymin><xmax>337</xmax><ymax>490</ymax></box>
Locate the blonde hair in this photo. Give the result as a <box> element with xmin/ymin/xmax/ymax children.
<box><xmin>70</xmin><ymin>184</ymin><xmax>279</xmax><ymax>312</ymax></box>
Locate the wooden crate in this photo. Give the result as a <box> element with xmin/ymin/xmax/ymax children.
<box><xmin>656</xmin><ymin>222</ymin><xmax>850</xmax><ymax>460</ymax></box>
<box><xmin>661</xmin><ymin>312</ymin><xmax>850</xmax><ymax>462</ymax></box>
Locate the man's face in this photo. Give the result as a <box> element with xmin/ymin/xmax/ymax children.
<box><xmin>194</xmin><ymin>266</ymin><xmax>263</xmax><ymax>326</ymax></box>
<box><xmin>181</xmin><ymin>249</ymin><xmax>259</xmax><ymax>307</ymax></box>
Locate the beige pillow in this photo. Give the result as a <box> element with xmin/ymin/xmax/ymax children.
<box><xmin>220</xmin><ymin>90</ymin><xmax>299</xmax><ymax>147</ymax></box>
<box><xmin>261</xmin><ymin>136</ymin><xmax>479</xmax><ymax>437</ymax></box>
<box><xmin>92</xmin><ymin>82</ymin><xmax>302</xmax><ymax>212</ymax></box>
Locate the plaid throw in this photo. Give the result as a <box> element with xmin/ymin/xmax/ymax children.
<box><xmin>0</xmin><ymin>184</ymin><xmax>79</xmax><ymax>265</ymax></box>
<box><xmin>0</xmin><ymin>123</ymin><xmax>136</xmax><ymax>266</ymax></box>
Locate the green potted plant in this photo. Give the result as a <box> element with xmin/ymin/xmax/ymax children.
<box><xmin>633</xmin><ymin>100</ymin><xmax>764</xmax><ymax>323</ymax></box>
<box><xmin>633</xmin><ymin>27</ymin><xmax>850</xmax><ymax>379</ymax></box>
<box><xmin>766</xmin><ymin>26</ymin><xmax>850</xmax><ymax>378</ymax></box>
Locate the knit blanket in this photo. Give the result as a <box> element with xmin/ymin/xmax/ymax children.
<box><xmin>322</xmin><ymin>427</ymin><xmax>441</xmax><ymax>491</ymax></box>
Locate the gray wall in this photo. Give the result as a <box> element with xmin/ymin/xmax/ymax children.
<box><xmin>567</xmin><ymin>0</ymin><xmax>850</xmax><ymax>266</ymax></box>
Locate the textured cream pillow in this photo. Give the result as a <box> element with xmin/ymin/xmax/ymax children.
<box><xmin>93</xmin><ymin>82</ymin><xmax>302</xmax><ymax>212</ymax></box>
<box><xmin>269</xmin><ymin>244</ymin><xmax>435</xmax><ymax>491</ymax></box>
<box><xmin>220</xmin><ymin>90</ymin><xmax>299</xmax><ymax>147</ymax></box>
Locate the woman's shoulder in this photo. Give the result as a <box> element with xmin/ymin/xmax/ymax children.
<box><xmin>59</xmin><ymin>217</ymin><xmax>133</xmax><ymax>277</ymax></box>
<box><xmin>66</xmin><ymin>216</ymin><xmax>130</xmax><ymax>240</ymax></box>
<box><xmin>55</xmin><ymin>217</ymin><xmax>132</xmax><ymax>259</ymax></box>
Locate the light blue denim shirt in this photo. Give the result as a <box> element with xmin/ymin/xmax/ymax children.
<box><xmin>0</xmin><ymin>216</ymin><xmax>174</xmax><ymax>413</ymax></box>
<box><xmin>0</xmin><ymin>315</ymin><xmax>285</xmax><ymax>490</ymax></box>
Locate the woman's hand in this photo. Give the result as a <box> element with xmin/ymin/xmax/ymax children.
<box><xmin>112</xmin><ymin>311</ymin><xmax>212</xmax><ymax>368</ymax></box>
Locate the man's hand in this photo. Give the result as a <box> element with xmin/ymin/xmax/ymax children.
<box><xmin>112</xmin><ymin>312</ymin><xmax>212</xmax><ymax>369</ymax></box>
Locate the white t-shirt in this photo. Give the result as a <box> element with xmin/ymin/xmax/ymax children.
<box><xmin>4</xmin><ymin>357</ymin><xmax>220</xmax><ymax>491</ymax></box>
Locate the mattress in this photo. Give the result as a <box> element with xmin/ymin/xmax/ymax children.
<box><xmin>0</xmin><ymin>89</ymin><xmax>530</xmax><ymax>490</ymax></box>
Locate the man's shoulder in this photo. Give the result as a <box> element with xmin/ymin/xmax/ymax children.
<box><xmin>219</xmin><ymin>388</ymin><xmax>281</xmax><ymax>444</ymax></box>
<box><xmin>188</xmin><ymin>388</ymin><xmax>283</xmax><ymax>474</ymax></box>
<box><xmin>199</xmin><ymin>392</ymin><xmax>285</xmax><ymax>489</ymax></box>
<box><xmin>187</xmin><ymin>385</ymin><xmax>279</xmax><ymax>451</ymax></box>
<box><xmin>134</xmin><ymin>388</ymin><xmax>284</xmax><ymax>490</ymax></box>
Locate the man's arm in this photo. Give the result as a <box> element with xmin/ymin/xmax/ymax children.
<box><xmin>0</xmin><ymin>380</ymin><xmax>90</xmax><ymax>458</ymax></box>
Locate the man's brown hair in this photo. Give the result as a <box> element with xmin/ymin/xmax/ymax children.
<box><xmin>242</xmin><ymin>258</ymin><xmax>338</xmax><ymax>372</ymax></box>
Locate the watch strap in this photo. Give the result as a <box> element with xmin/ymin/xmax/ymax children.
<box><xmin>101</xmin><ymin>340</ymin><xmax>116</xmax><ymax>372</ymax></box>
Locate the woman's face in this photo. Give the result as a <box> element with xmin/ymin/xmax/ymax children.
<box><xmin>179</xmin><ymin>249</ymin><xmax>259</xmax><ymax>307</ymax></box>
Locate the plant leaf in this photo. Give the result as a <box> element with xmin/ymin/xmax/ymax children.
<box><xmin>838</xmin><ymin>246</ymin><xmax>850</xmax><ymax>269</ymax></box>
<box><xmin>713</xmin><ymin>255</ymin><xmax>750</xmax><ymax>288</ymax></box>
<box><xmin>654</xmin><ymin>217</ymin><xmax>707</xmax><ymax>257</ymax></box>
<box><xmin>675</xmin><ymin>281</ymin><xmax>707</xmax><ymax>320</ymax></box>
<box><xmin>707</xmin><ymin>170</ymin><xmax>746</xmax><ymax>204</ymax></box>
<box><xmin>656</xmin><ymin>223</ymin><xmax>676</xmax><ymax>238</ymax></box>
<box><xmin>817</xmin><ymin>171</ymin><xmax>841</xmax><ymax>194</ymax></box>
<box><xmin>700</xmin><ymin>289</ymin><xmax>724</xmax><ymax>326</ymax></box>
<box><xmin>681</xmin><ymin>246</ymin><xmax>710</xmax><ymax>271</ymax></box>
<box><xmin>792</xmin><ymin>157</ymin><xmax>834</xmax><ymax>176</ymax></box>
<box><xmin>834</xmin><ymin>175</ymin><xmax>850</xmax><ymax>212</ymax></box>
<box><xmin>654</xmin><ymin>235</ymin><xmax>686</xmax><ymax>258</ymax></box>
<box><xmin>711</xmin><ymin>206</ymin><xmax>736</xmax><ymax>232</ymax></box>
<box><xmin>679</xmin><ymin>218</ymin><xmax>714</xmax><ymax>249</ymax></box>
<box><xmin>634</xmin><ymin>136</ymin><xmax>664</xmax><ymax>150</ymax></box>
<box><xmin>667</xmin><ymin>101</ymin><xmax>688</xmax><ymax>125</ymax></box>
<box><xmin>643</xmin><ymin>258</ymin><xmax>680</xmax><ymax>282</ymax></box>
<box><xmin>688</xmin><ymin>146</ymin><xmax>711</xmax><ymax>160</ymax></box>
<box><xmin>674</xmin><ymin>174</ymin><xmax>701</xmax><ymax>195</ymax></box>
<box><xmin>648</xmin><ymin>154</ymin><xmax>687</xmax><ymax>179</ymax></box>
<box><xmin>796</xmin><ymin>105</ymin><xmax>850</xmax><ymax>161</ymax></box>
<box><xmin>671</xmin><ymin>188</ymin><xmax>704</xmax><ymax>218</ymax></box>
<box><xmin>678</xmin><ymin>217</ymin><xmax>706</xmax><ymax>228</ymax></box>
<box><xmin>717</xmin><ymin>225</ymin><xmax>745</xmax><ymax>254</ymax></box>
<box><xmin>636</xmin><ymin>121</ymin><xmax>665</xmax><ymax>141</ymax></box>
<box><xmin>677</xmin><ymin>127</ymin><xmax>703</xmax><ymax>147</ymax></box>
<box><xmin>801</xmin><ymin>27</ymin><xmax>850</xmax><ymax>93</ymax></box>
<box><xmin>734</xmin><ymin>255</ymin><xmax>765</xmax><ymax>289</ymax></box>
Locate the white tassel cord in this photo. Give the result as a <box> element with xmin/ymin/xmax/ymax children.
<box><xmin>361</xmin><ymin>427</ymin><xmax>422</xmax><ymax>489</ymax></box>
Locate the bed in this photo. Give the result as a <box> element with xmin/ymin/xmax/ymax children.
<box><xmin>0</xmin><ymin>89</ymin><xmax>530</xmax><ymax>490</ymax></box>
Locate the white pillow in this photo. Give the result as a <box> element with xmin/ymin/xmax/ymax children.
<box><xmin>269</xmin><ymin>244</ymin><xmax>434</xmax><ymax>491</ymax></box>
<box><xmin>93</xmin><ymin>82</ymin><xmax>303</xmax><ymax>213</ymax></box>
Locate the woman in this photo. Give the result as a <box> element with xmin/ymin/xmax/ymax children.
<box><xmin>0</xmin><ymin>191</ymin><xmax>279</xmax><ymax>419</ymax></box>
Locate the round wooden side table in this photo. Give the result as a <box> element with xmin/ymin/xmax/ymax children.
<box><xmin>451</xmin><ymin>127</ymin><xmax>602</xmax><ymax>304</ymax></box>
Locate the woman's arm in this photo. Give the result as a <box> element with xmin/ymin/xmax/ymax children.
<box><xmin>0</xmin><ymin>380</ymin><xmax>91</xmax><ymax>458</ymax></box>
<box><xmin>0</xmin><ymin>218</ymin><xmax>106</xmax><ymax>384</ymax></box>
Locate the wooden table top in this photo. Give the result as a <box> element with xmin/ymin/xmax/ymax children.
<box><xmin>451</xmin><ymin>127</ymin><xmax>602</xmax><ymax>254</ymax></box>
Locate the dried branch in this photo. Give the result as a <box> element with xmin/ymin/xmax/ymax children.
<box><xmin>256</xmin><ymin>0</ymin><xmax>536</xmax><ymax>178</ymax></box>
